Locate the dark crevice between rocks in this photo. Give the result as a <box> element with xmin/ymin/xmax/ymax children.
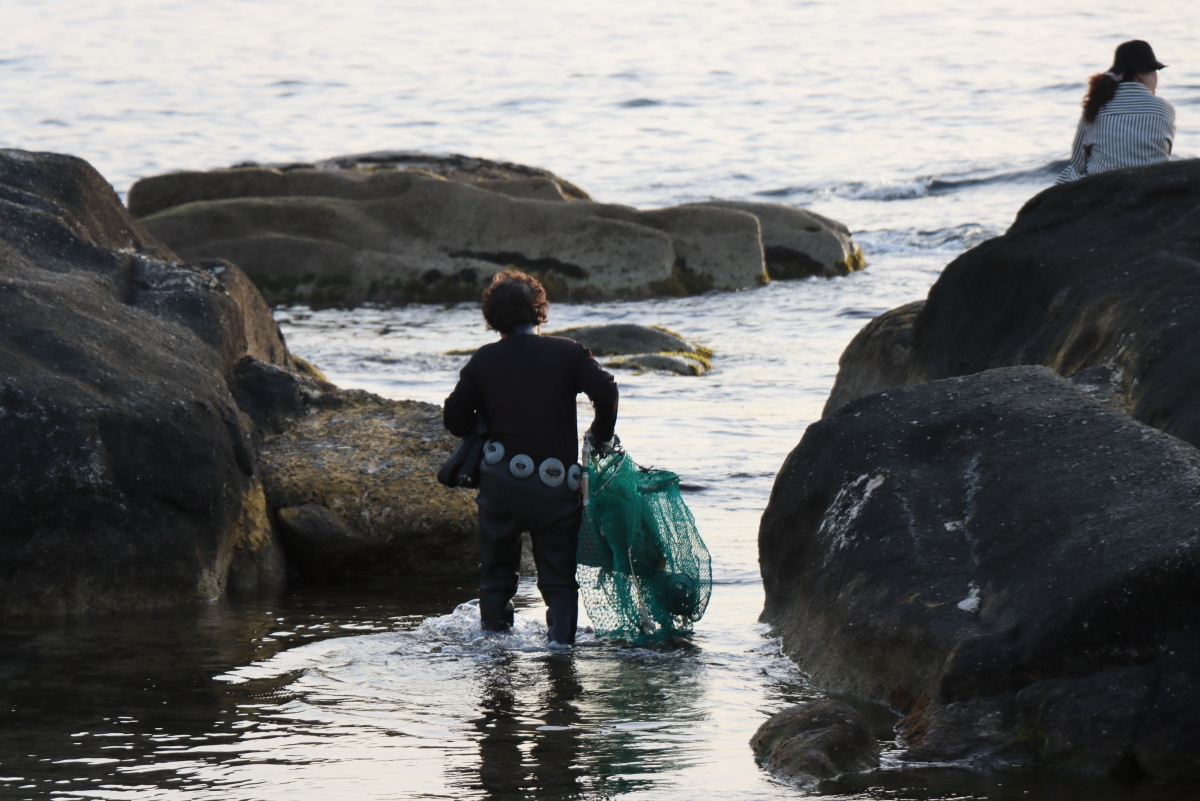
<box><xmin>765</xmin><ymin>246</ymin><xmax>827</xmax><ymax>280</ymax></box>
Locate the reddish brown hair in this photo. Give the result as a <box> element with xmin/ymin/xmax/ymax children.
<box><xmin>481</xmin><ymin>269</ymin><xmax>549</xmax><ymax>333</ymax></box>
<box><xmin>1082</xmin><ymin>72</ymin><xmax>1131</xmax><ymax>122</ymax></box>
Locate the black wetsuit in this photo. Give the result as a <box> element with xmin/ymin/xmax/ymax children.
<box><xmin>444</xmin><ymin>331</ymin><xmax>618</xmax><ymax>643</ymax></box>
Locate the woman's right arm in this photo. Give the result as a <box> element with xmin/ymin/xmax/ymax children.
<box><xmin>1056</xmin><ymin>118</ymin><xmax>1089</xmax><ymax>184</ymax></box>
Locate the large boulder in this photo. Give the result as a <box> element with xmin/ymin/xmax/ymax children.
<box><xmin>686</xmin><ymin>200</ymin><xmax>864</xmax><ymax>279</ymax></box>
<box><xmin>759</xmin><ymin>366</ymin><xmax>1200</xmax><ymax>780</ymax></box>
<box><xmin>824</xmin><ymin>161</ymin><xmax>1200</xmax><ymax>450</ymax></box>
<box><xmin>129</xmin><ymin>154</ymin><xmax>864</xmax><ymax>306</ymax></box>
<box><xmin>257</xmin><ymin>389</ymin><xmax>479</xmax><ymax>578</ymax></box>
<box><xmin>136</xmin><ymin>170</ymin><xmax>765</xmax><ymax>305</ymax></box>
<box><xmin>127</xmin><ymin>151</ymin><xmax>592</xmax><ymax>217</ymax></box>
<box><xmin>0</xmin><ymin>149</ymin><xmax>483</xmax><ymax>615</ymax></box>
<box><xmin>0</xmin><ymin>148</ymin><xmax>293</xmax><ymax>614</ymax></box>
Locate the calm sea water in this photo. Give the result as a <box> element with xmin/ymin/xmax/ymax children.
<box><xmin>3</xmin><ymin>1</ymin><xmax>1200</xmax><ymax>798</ymax></box>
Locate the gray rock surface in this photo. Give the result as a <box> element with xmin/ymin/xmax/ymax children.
<box><xmin>130</xmin><ymin>154</ymin><xmax>864</xmax><ymax>306</ymax></box>
<box><xmin>548</xmin><ymin>323</ymin><xmax>693</xmax><ymax>355</ymax></box>
<box><xmin>760</xmin><ymin>365</ymin><xmax>1200</xmax><ymax>780</ymax></box>
<box><xmin>751</xmin><ymin>700</ymin><xmax>879</xmax><ymax>787</ymax></box>
<box><xmin>127</xmin><ymin>151</ymin><xmax>591</xmax><ymax>217</ymax></box>
<box><xmin>547</xmin><ymin>324</ymin><xmax>713</xmax><ymax>376</ymax></box>
<box><xmin>0</xmin><ymin>148</ymin><xmax>290</xmax><ymax>614</ymax></box>
<box><xmin>687</xmin><ymin>200</ymin><xmax>864</xmax><ymax>279</ymax></box>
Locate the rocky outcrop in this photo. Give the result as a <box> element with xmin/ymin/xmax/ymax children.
<box><xmin>129</xmin><ymin>153</ymin><xmax>863</xmax><ymax>307</ymax></box>
<box><xmin>822</xmin><ymin>301</ymin><xmax>923</xmax><ymax>416</ymax></box>
<box><xmin>257</xmin><ymin>390</ymin><xmax>479</xmax><ymax>578</ymax></box>
<box><xmin>0</xmin><ymin>148</ymin><xmax>292</xmax><ymax>614</ymax></box>
<box><xmin>686</xmin><ymin>200</ymin><xmax>864</xmax><ymax>279</ymax></box>
<box><xmin>0</xmin><ymin>149</ymin><xmax>482</xmax><ymax>615</ymax></box>
<box><xmin>127</xmin><ymin>151</ymin><xmax>591</xmax><ymax>217</ymax></box>
<box><xmin>824</xmin><ymin>160</ymin><xmax>1200</xmax><ymax>449</ymax></box>
<box><xmin>751</xmin><ymin>701</ymin><xmax>879</xmax><ymax>787</ymax></box>
<box><xmin>547</xmin><ymin>324</ymin><xmax>712</xmax><ymax>376</ymax></box>
<box><xmin>760</xmin><ymin>366</ymin><xmax>1200</xmax><ymax>780</ymax></box>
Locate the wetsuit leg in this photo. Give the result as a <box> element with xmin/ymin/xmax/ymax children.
<box><xmin>476</xmin><ymin>493</ymin><xmax>524</xmax><ymax>632</ymax></box>
<box><xmin>478</xmin><ymin>459</ymin><xmax>582</xmax><ymax>643</ymax></box>
<box><xmin>531</xmin><ymin>502</ymin><xmax>582</xmax><ymax>645</ymax></box>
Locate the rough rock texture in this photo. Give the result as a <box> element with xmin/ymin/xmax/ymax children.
<box><xmin>258</xmin><ymin>392</ymin><xmax>479</xmax><ymax>578</ymax></box>
<box><xmin>129</xmin><ymin>154</ymin><xmax>864</xmax><ymax>306</ymax></box>
<box><xmin>549</xmin><ymin>324</ymin><xmax>693</xmax><ymax>355</ymax></box>
<box><xmin>750</xmin><ymin>700</ymin><xmax>879</xmax><ymax>787</ymax></box>
<box><xmin>0</xmin><ymin>148</ymin><xmax>291</xmax><ymax>614</ymax></box>
<box><xmin>759</xmin><ymin>366</ymin><xmax>1200</xmax><ymax>780</ymax></box>
<box><xmin>823</xmin><ymin>301</ymin><xmax>923</xmax><ymax>417</ymax></box>
<box><xmin>547</xmin><ymin>323</ymin><xmax>713</xmax><ymax>376</ymax></box>
<box><xmin>824</xmin><ymin>160</ymin><xmax>1200</xmax><ymax>448</ymax></box>
<box><xmin>127</xmin><ymin>151</ymin><xmax>591</xmax><ymax>217</ymax></box>
<box><xmin>137</xmin><ymin>169</ymin><xmax>765</xmax><ymax>305</ymax></box>
<box><xmin>686</xmin><ymin>200</ymin><xmax>864</xmax><ymax>279</ymax></box>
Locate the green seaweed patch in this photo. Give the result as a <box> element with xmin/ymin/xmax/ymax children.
<box><xmin>660</xmin><ymin>349</ymin><xmax>711</xmax><ymax>371</ymax></box>
<box><xmin>1012</xmin><ymin>726</ymin><xmax>1050</xmax><ymax>753</ymax></box>
<box><xmin>838</xmin><ymin>246</ymin><xmax>866</xmax><ymax>274</ymax></box>
<box><xmin>291</xmin><ymin>355</ymin><xmax>328</xmax><ymax>382</ymax></box>
<box><xmin>648</xmin><ymin>325</ymin><xmax>713</xmax><ymax>359</ymax></box>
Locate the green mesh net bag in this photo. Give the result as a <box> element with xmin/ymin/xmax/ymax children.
<box><xmin>576</xmin><ymin>440</ymin><xmax>712</xmax><ymax>641</ymax></box>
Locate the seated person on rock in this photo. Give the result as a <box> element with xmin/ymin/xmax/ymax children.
<box><xmin>1057</xmin><ymin>39</ymin><xmax>1175</xmax><ymax>184</ymax></box>
<box><xmin>443</xmin><ymin>270</ymin><xmax>618</xmax><ymax>646</ymax></box>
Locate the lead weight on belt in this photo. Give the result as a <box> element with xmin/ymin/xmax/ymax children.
<box><xmin>509</xmin><ymin>454</ymin><xmax>535</xmax><ymax>479</ymax></box>
<box><xmin>539</xmin><ymin>457</ymin><xmax>565</xmax><ymax>488</ymax></box>
<box><xmin>483</xmin><ymin>440</ymin><xmax>505</xmax><ymax>465</ymax></box>
<box><xmin>567</xmin><ymin>463</ymin><xmax>582</xmax><ymax>492</ymax></box>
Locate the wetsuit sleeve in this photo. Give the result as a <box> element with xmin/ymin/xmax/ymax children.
<box><xmin>443</xmin><ymin>364</ymin><xmax>481</xmax><ymax>438</ymax></box>
<box><xmin>576</xmin><ymin>348</ymin><xmax>618</xmax><ymax>443</ymax></box>
<box><xmin>1056</xmin><ymin>117</ymin><xmax>1088</xmax><ymax>184</ymax></box>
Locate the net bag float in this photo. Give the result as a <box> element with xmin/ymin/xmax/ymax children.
<box><xmin>576</xmin><ymin>437</ymin><xmax>712</xmax><ymax>641</ymax></box>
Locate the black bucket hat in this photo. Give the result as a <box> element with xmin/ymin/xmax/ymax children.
<box><xmin>1109</xmin><ymin>40</ymin><xmax>1167</xmax><ymax>73</ymax></box>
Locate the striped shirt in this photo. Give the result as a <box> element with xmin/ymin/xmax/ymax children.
<box><xmin>1056</xmin><ymin>81</ymin><xmax>1175</xmax><ymax>184</ymax></box>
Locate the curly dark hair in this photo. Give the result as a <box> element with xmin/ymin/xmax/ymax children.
<box><xmin>481</xmin><ymin>270</ymin><xmax>549</xmax><ymax>333</ymax></box>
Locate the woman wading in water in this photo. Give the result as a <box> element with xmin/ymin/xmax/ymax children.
<box><xmin>443</xmin><ymin>270</ymin><xmax>618</xmax><ymax>646</ymax></box>
<box><xmin>1057</xmin><ymin>39</ymin><xmax>1175</xmax><ymax>184</ymax></box>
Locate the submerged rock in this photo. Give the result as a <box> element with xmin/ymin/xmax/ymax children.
<box><xmin>549</xmin><ymin>323</ymin><xmax>693</xmax><ymax>356</ymax></box>
<box><xmin>0</xmin><ymin>148</ymin><xmax>291</xmax><ymax>614</ymax></box>
<box><xmin>130</xmin><ymin>153</ymin><xmax>863</xmax><ymax>306</ymax></box>
<box><xmin>824</xmin><ymin>160</ymin><xmax>1200</xmax><ymax>448</ymax></box>
<box><xmin>760</xmin><ymin>366</ymin><xmax>1200</xmax><ymax>780</ymax></box>
<box><xmin>751</xmin><ymin>700</ymin><xmax>879</xmax><ymax>787</ymax></box>
<box><xmin>547</xmin><ymin>323</ymin><xmax>712</xmax><ymax>376</ymax></box>
<box><xmin>259</xmin><ymin>391</ymin><xmax>479</xmax><ymax>578</ymax></box>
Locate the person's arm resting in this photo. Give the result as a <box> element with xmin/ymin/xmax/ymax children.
<box><xmin>443</xmin><ymin>369</ymin><xmax>480</xmax><ymax>438</ymax></box>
